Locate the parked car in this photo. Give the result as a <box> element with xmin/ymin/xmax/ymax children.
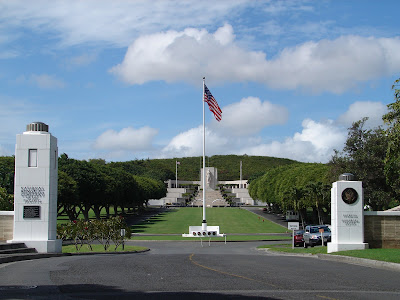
<box><xmin>303</xmin><ymin>225</ymin><xmax>331</xmax><ymax>248</ymax></box>
<box><xmin>293</xmin><ymin>230</ymin><xmax>304</xmax><ymax>247</ymax></box>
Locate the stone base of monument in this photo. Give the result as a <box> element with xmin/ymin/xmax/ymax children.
<box><xmin>182</xmin><ymin>225</ymin><xmax>226</xmax><ymax>245</ymax></box>
<box><xmin>327</xmin><ymin>242</ymin><xmax>368</xmax><ymax>253</ymax></box>
<box><xmin>9</xmin><ymin>239</ymin><xmax>62</xmax><ymax>253</ymax></box>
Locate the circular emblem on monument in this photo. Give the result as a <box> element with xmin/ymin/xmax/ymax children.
<box><xmin>341</xmin><ymin>188</ymin><xmax>358</xmax><ymax>204</ymax></box>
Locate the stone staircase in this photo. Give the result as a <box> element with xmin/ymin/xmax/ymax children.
<box><xmin>0</xmin><ymin>242</ymin><xmax>37</xmax><ymax>255</ymax></box>
<box><xmin>190</xmin><ymin>189</ymin><xmax>228</xmax><ymax>207</ymax></box>
<box><xmin>0</xmin><ymin>242</ymin><xmax>65</xmax><ymax>264</ymax></box>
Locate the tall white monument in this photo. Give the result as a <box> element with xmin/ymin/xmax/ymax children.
<box><xmin>327</xmin><ymin>173</ymin><xmax>368</xmax><ymax>253</ymax></box>
<box><xmin>9</xmin><ymin>122</ymin><xmax>61</xmax><ymax>253</ymax></box>
<box><xmin>200</xmin><ymin>167</ymin><xmax>218</xmax><ymax>190</ymax></box>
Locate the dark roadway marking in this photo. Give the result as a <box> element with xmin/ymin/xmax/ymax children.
<box><xmin>190</xmin><ymin>253</ymin><xmax>280</xmax><ymax>289</ymax></box>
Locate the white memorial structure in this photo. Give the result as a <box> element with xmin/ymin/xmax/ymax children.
<box><xmin>327</xmin><ymin>173</ymin><xmax>368</xmax><ymax>253</ymax></box>
<box><xmin>201</xmin><ymin>167</ymin><xmax>218</xmax><ymax>190</ymax></box>
<box><xmin>9</xmin><ymin>122</ymin><xmax>61</xmax><ymax>253</ymax></box>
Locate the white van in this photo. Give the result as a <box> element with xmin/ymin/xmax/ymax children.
<box><xmin>285</xmin><ymin>210</ymin><xmax>299</xmax><ymax>221</ymax></box>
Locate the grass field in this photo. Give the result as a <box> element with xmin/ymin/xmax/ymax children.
<box><xmin>258</xmin><ymin>244</ymin><xmax>400</xmax><ymax>264</ymax></box>
<box><xmin>131</xmin><ymin>235</ymin><xmax>290</xmax><ymax>241</ymax></box>
<box><xmin>131</xmin><ymin>207</ymin><xmax>287</xmax><ymax>234</ymax></box>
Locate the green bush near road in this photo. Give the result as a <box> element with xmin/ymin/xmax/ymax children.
<box><xmin>62</xmin><ymin>244</ymin><xmax>148</xmax><ymax>253</ymax></box>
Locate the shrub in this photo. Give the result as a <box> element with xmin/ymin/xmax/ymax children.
<box><xmin>57</xmin><ymin>216</ymin><xmax>131</xmax><ymax>251</ymax></box>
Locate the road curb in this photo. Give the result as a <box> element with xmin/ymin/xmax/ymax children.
<box><xmin>317</xmin><ymin>253</ymin><xmax>400</xmax><ymax>272</ymax></box>
<box><xmin>258</xmin><ymin>248</ymin><xmax>400</xmax><ymax>272</ymax></box>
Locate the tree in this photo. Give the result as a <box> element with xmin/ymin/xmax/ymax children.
<box><xmin>304</xmin><ymin>181</ymin><xmax>331</xmax><ymax>225</ymax></box>
<box><xmin>383</xmin><ymin>78</ymin><xmax>400</xmax><ymax>201</ymax></box>
<box><xmin>329</xmin><ymin>118</ymin><xmax>392</xmax><ymax>210</ymax></box>
<box><xmin>284</xmin><ymin>187</ymin><xmax>306</xmax><ymax>229</ymax></box>
<box><xmin>0</xmin><ymin>186</ymin><xmax>13</xmax><ymax>211</ymax></box>
<box><xmin>249</xmin><ymin>163</ymin><xmax>330</xmax><ymax>222</ymax></box>
<box><xmin>57</xmin><ymin>170</ymin><xmax>79</xmax><ymax>220</ymax></box>
<box><xmin>59</xmin><ymin>155</ymin><xmax>106</xmax><ymax>220</ymax></box>
<box><xmin>0</xmin><ymin>156</ymin><xmax>15</xmax><ymax>195</ymax></box>
<box><xmin>133</xmin><ymin>175</ymin><xmax>166</xmax><ymax>209</ymax></box>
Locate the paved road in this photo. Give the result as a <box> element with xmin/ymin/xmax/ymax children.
<box><xmin>0</xmin><ymin>241</ymin><xmax>399</xmax><ymax>299</ymax></box>
<box><xmin>244</xmin><ymin>207</ymin><xmax>289</xmax><ymax>228</ymax></box>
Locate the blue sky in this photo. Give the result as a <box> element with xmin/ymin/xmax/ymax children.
<box><xmin>0</xmin><ymin>0</ymin><xmax>399</xmax><ymax>163</ymax></box>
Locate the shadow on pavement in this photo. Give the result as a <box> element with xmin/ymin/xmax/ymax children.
<box><xmin>0</xmin><ymin>284</ymin><xmax>281</xmax><ymax>299</ymax></box>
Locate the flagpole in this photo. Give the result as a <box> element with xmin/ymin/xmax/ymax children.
<box><xmin>175</xmin><ymin>160</ymin><xmax>178</xmax><ymax>188</ymax></box>
<box><xmin>202</xmin><ymin>77</ymin><xmax>207</xmax><ymax>230</ymax></box>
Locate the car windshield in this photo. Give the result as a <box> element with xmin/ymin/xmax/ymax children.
<box><xmin>310</xmin><ymin>226</ymin><xmax>330</xmax><ymax>233</ymax></box>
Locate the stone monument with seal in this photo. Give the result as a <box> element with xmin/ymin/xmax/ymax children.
<box><xmin>327</xmin><ymin>173</ymin><xmax>368</xmax><ymax>253</ymax></box>
<box><xmin>8</xmin><ymin>122</ymin><xmax>61</xmax><ymax>253</ymax></box>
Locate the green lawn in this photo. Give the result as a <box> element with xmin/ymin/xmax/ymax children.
<box><xmin>132</xmin><ymin>235</ymin><xmax>290</xmax><ymax>241</ymax></box>
<box><xmin>131</xmin><ymin>207</ymin><xmax>287</xmax><ymax>234</ymax></box>
<box><xmin>332</xmin><ymin>248</ymin><xmax>400</xmax><ymax>263</ymax></box>
<box><xmin>258</xmin><ymin>243</ymin><xmax>327</xmax><ymax>254</ymax></box>
<box><xmin>258</xmin><ymin>244</ymin><xmax>400</xmax><ymax>264</ymax></box>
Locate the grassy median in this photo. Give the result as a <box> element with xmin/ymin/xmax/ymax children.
<box><xmin>258</xmin><ymin>244</ymin><xmax>400</xmax><ymax>263</ymax></box>
<box><xmin>131</xmin><ymin>207</ymin><xmax>287</xmax><ymax>235</ymax></box>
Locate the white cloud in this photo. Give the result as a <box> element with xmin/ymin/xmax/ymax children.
<box><xmin>265</xmin><ymin>36</ymin><xmax>400</xmax><ymax>93</ymax></box>
<box><xmin>30</xmin><ymin>74</ymin><xmax>66</xmax><ymax>89</ymax></box>
<box><xmin>213</xmin><ymin>97</ymin><xmax>288</xmax><ymax>136</ymax></box>
<box><xmin>66</xmin><ymin>53</ymin><xmax>97</xmax><ymax>69</ymax></box>
<box><xmin>161</xmin><ymin>118</ymin><xmax>346</xmax><ymax>163</ymax></box>
<box><xmin>112</xmin><ymin>25</ymin><xmax>400</xmax><ymax>93</ymax></box>
<box><xmin>241</xmin><ymin>119</ymin><xmax>346</xmax><ymax>163</ymax></box>
<box><xmin>337</xmin><ymin>101</ymin><xmax>387</xmax><ymax>128</ymax></box>
<box><xmin>110</xmin><ymin>24</ymin><xmax>266</xmax><ymax>85</ymax></box>
<box><xmin>161</xmin><ymin>126</ymin><xmax>230</xmax><ymax>158</ymax></box>
<box><xmin>0</xmin><ymin>0</ymin><xmax>248</xmax><ymax>48</ymax></box>
<box><xmin>16</xmin><ymin>74</ymin><xmax>66</xmax><ymax>89</ymax></box>
<box><xmin>93</xmin><ymin>126</ymin><xmax>158</xmax><ymax>151</ymax></box>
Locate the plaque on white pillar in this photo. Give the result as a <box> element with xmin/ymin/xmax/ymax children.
<box><xmin>9</xmin><ymin>122</ymin><xmax>62</xmax><ymax>253</ymax></box>
<box><xmin>327</xmin><ymin>173</ymin><xmax>368</xmax><ymax>253</ymax></box>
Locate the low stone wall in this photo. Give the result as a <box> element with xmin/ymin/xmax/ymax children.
<box><xmin>0</xmin><ymin>211</ymin><xmax>14</xmax><ymax>241</ymax></box>
<box><xmin>364</xmin><ymin>212</ymin><xmax>400</xmax><ymax>249</ymax></box>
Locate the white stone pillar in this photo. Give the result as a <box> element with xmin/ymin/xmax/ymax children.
<box><xmin>327</xmin><ymin>173</ymin><xmax>368</xmax><ymax>253</ymax></box>
<box><xmin>9</xmin><ymin>122</ymin><xmax>61</xmax><ymax>253</ymax></box>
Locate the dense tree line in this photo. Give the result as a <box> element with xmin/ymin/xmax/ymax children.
<box><xmin>131</xmin><ymin>154</ymin><xmax>296</xmax><ymax>181</ymax></box>
<box><xmin>0</xmin><ymin>156</ymin><xmax>14</xmax><ymax>210</ymax></box>
<box><xmin>249</xmin><ymin>163</ymin><xmax>331</xmax><ymax>226</ymax></box>
<box><xmin>58</xmin><ymin>154</ymin><xmax>166</xmax><ymax>220</ymax></box>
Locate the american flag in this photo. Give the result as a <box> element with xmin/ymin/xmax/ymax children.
<box><xmin>204</xmin><ymin>84</ymin><xmax>222</xmax><ymax>122</ymax></box>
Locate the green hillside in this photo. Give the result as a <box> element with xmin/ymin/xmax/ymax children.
<box><xmin>111</xmin><ymin>155</ymin><xmax>296</xmax><ymax>181</ymax></box>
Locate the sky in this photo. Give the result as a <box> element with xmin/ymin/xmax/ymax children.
<box><xmin>0</xmin><ymin>0</ymin><xmax>399</xmax><ymax>164</ymax></box>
